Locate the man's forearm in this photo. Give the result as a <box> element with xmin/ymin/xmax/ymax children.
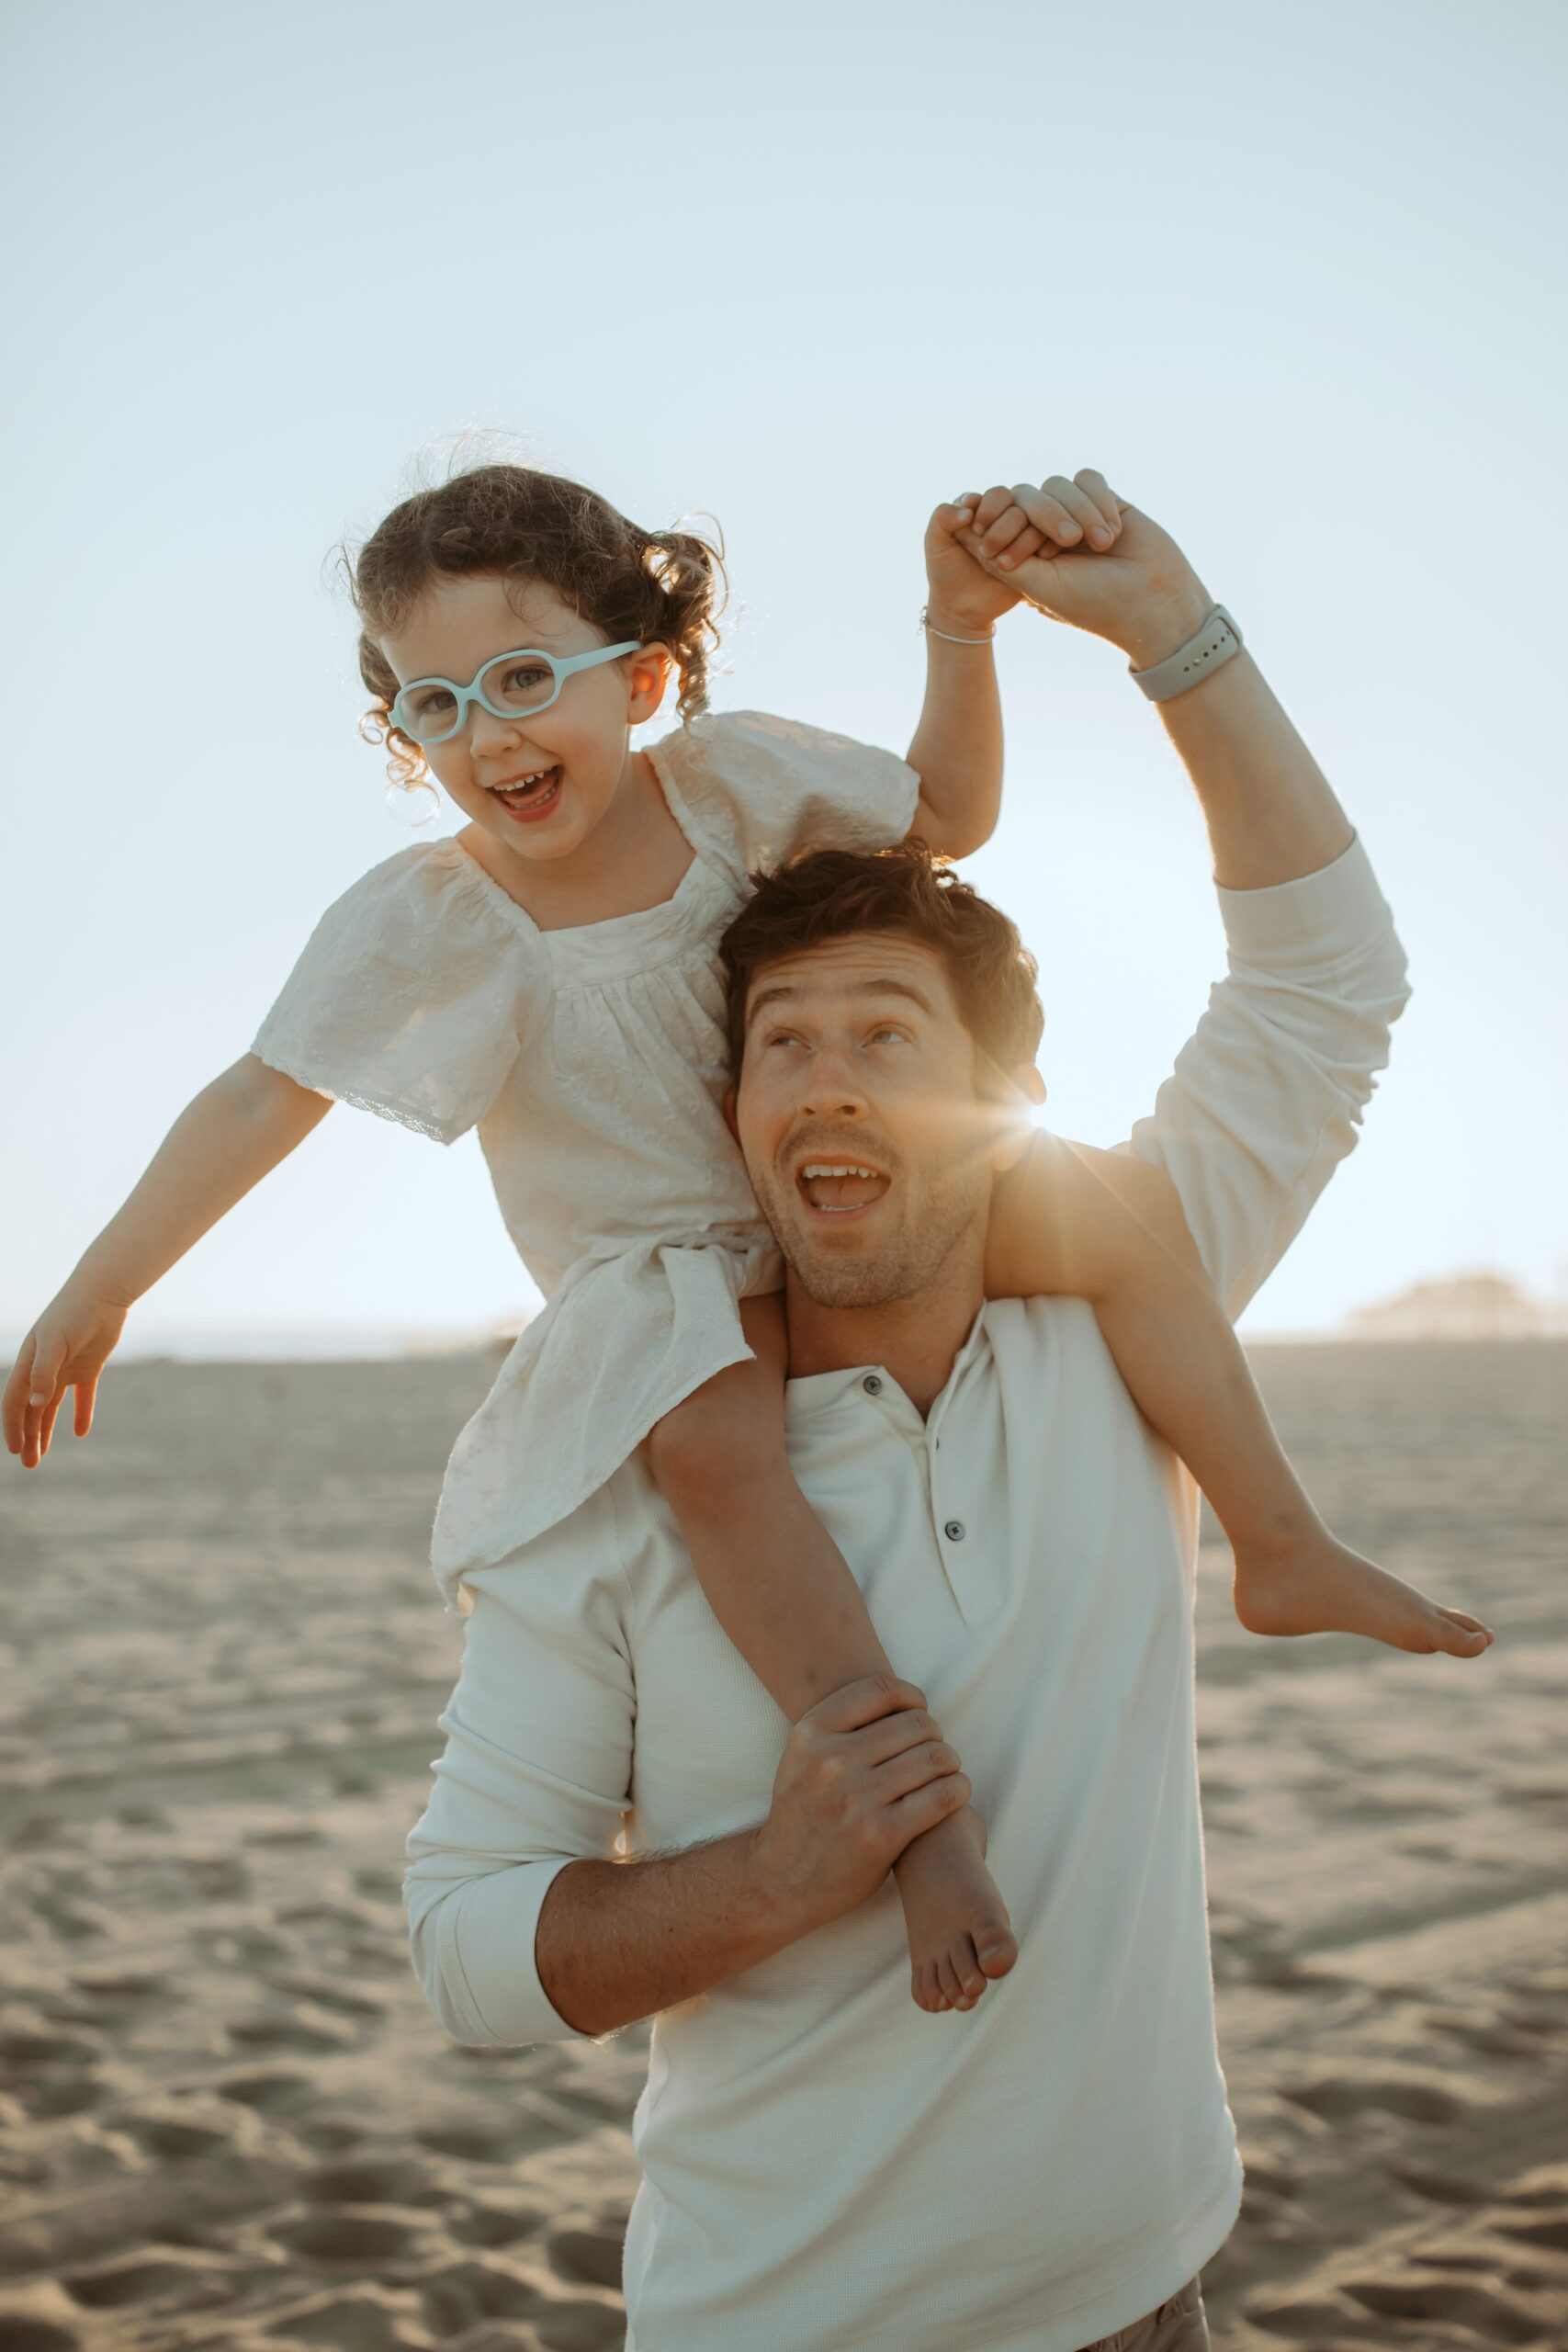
<box><xmin>536</xmin><ymin>1827</ymin><xmax>797</xmax><ymax>2038</ymax></box>
<box><xmin>1129</xmin><ymin>594</ymin><xmax>1354</xmax><ymax>890</ymax></box>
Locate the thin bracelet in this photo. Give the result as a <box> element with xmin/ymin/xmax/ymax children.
<box><xmin>920</xmin><ymin>605</ymin><xmax>995</xmax><ymax>646</ymax></box>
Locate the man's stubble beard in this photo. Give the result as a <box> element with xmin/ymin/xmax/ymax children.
<box><xmin>755</xmin><ymin>1160</ymin><xmax>993</xmax><ymax>1311</ymax></box>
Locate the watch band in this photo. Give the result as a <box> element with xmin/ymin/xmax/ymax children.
<box><xmin>1130</xmin><ymin>605</ymin><xmax>1243</xmax><ymax>702</ymax></box>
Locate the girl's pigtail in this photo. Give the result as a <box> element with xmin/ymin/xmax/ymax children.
<box><xmin>642</xmin><ymin>521</ymin><xmax>728</xmax><ymax>725</ymax></box>
<box><xmin>356</xmin><ymin>631</ymin><xmax>430</xmax><ymax>796</ymax></box>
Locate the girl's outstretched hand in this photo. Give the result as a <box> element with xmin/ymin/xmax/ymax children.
<box><xmin>4</xmin><ymin>1286</ymin><xmax>129</xmax><ymax>1469</ymax></box>
<box><xmin>952</xmin><ymin>473</ymin><xmax>1213</xmax><ymax>667</ymax></box>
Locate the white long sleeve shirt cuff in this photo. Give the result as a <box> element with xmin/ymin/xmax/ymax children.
<box><xmin>1215</xmin><ymin>830</ymin><xmax>1404</xmax><ymax>970</ymax></box>
<box><xmin>407</xmin><ymin>1846</ymin><xmax>579</xmax><ymax>2047</ymax></box>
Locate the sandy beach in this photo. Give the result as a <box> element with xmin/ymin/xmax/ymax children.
<box><xmin>0</xmin><ymin>1339</ymin><xmax>1563</xmax><ymax>2352</ymax></box>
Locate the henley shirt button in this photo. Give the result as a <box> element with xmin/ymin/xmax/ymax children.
<box><xmin>944</xmin><ymin>1519</ymin><xmax>966</xmax><ymax>1543</ymax></box>
<box><xmin>863</xmin><ymin>1374</ymin><xmax>884</xmax><ymax>1396</ymax></box>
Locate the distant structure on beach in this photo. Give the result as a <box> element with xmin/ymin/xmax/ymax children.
<box><xmin>1347</xmin><ymin>1270</ymin><xmax>1564</xmax><ymax>1340</ymax></box>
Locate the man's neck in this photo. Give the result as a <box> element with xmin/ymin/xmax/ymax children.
<box><xmin>782</xmin><ymin>1242</ymin><xmax>987</xmax><ymax>1419</ymax></box>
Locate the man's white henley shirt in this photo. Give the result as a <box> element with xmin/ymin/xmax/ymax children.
<box><xmin>404</xmin><ymin>836</ymin><xmax>1411</xmax><ymax>2352</ymax></box>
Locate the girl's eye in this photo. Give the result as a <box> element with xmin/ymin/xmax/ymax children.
<box><xmin>504</xmin><ymin>665</ymin><xmax>550</xmax><ymax>692</ymax></box>
<box><xmin>412</xmin><ymin>686</ymin><xmax>455</xmax><ymax>715</ymax></box>
<box><xmin>868</xmin><ymin>1026</ymin><xmax>908</xmax><ymax>1046</ymax></box>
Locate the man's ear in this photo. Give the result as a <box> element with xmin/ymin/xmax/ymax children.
<box><xmin>721</xmin><ymin>1081</ymin><xmax>740</xmax><ymax>1145</ymax></box>
<box><xmin>627</xmin><ymin>643</ymin><xmax>673</xmax><ymax>724</ymax></box>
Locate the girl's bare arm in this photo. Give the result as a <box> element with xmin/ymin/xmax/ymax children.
<box><xmin>908</xmin><ymin>476</ymin><xmax>1124</xmax><ymax>856</ymax></box>
<box><xmin>4</xmin><ymin>1056</ymin><xmax>331</xmax><ymax>1467</ymax></box>
<box><xmin>904</xmin><ymin>611</ymin><xmax>1005</xmax><ymax>858</ymax></box>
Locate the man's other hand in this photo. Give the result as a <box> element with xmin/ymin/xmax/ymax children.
<box><xmin>750</xmin><ymin>1674</ymin><xmax>972</xmax><ymax>1937</ymax></box>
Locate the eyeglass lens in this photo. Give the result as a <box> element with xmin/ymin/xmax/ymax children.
<box><xmin>400</xmin><ymin>651</ymin><xmax>559</xmax><ymax>742</ymax></box>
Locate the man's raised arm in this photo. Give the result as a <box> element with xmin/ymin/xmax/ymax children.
<box><xmin>1107</xmin><ymin>508</ymin><xmax>1406</xmax><ymax>1310</ymax></box>
<box><xmin>1125</xmin><ymin>621</ymin><xmax>1410</xmax><ymax>1314</ymax></box>
<box><xmin>962</xmin><ymin>479</ymin><xmax>1409</xmax><ymax>1314</ymax></box>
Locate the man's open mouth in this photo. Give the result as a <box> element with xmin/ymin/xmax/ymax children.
<box><xmin>795</xmin><ymin>1160</ymin><xmax>891</xmax><ymax>1216</ymax></box>
<box><xmin>488</xmin><ymin>765</ymin><xmax>563</xmax><ymax>822</ymax></box>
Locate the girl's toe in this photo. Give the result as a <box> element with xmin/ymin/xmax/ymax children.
<box><xmin>938</xmin><ymin>1955</ymin><xmax>970</xmax><ymax>2011</ymax></box>
<box><xmin>1437</xmin><ymin>1607</ymin><xmax>1493</xmax><ymax>1654</ymax></box>
<box><xmin>953</xmin><ymin>1933</ymin><xmax>986</xmax><ymax>2002</ymax></box>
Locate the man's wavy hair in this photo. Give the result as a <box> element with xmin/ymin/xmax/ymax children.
<box><xmin>719</xmin><ymin>840</ymin><xmax>1044</xmax><ymax>1082</ymax></box>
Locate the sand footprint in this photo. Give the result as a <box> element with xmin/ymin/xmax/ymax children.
<box><xmin>1343</xmin><ymin>2273</ymin><xmax>1540</xmax><ymax>2341</ymax></box>
<box><xmin>261</xmin><ymin>1971</ymin><xmax>389</xmax><ymax>2019</ymax></box>
<box><xmin>302</xmin><ymin>2153</ymin><xmax>438</xmax><ymax>2207</ymax></box>
<box><xmin>62</xmin><ymin>2248</ymin><xmax>259</xmax><ymax>2312</ymax></box>
<box><xmin>352</xmin><ymin>1869</ymin><xmax>403</xmax><ymax>1900</ymax></box>
<box><xmin>534</xmin><ymin>2292</ymin><xmax>626</xmax><ymax>2349</ymax></box>
<box><xmin>118</xmin><ymin>2111</ymin><xmax>233</xmax><ymax>2162</ymax></box>
<box><xmin>450</xmin><ymin>2200</ymin><xmax>546</xmax><ymax>2249</ymax></box>
<box><xmin>415</xmin><ymin>2122</ymin><xmax>513</xmax><ymax>2164</ymax></box>
<box><xmin>416</xmin><ymin>2257</ymin><xmax>623</xmax><ymax>2352</ymax></box>
<box><xmin>1281</xmin><ymin>2072</ymin><xmax>1461</xmax><ymax>2126</ymax></box>
<box><xmin>179</xmin><ymin>1855</ymin><xmax>251</xmax><ymax>1902</ymax></box>
<box><xmin>216</xmin><ymin>2067</ymin><xmax>313</xmax><ymax>2112</ymax></box>
<box><xmin>296</xmin><ymin>2114</ymin><xmax>374</xmax><ymax>2153</ymax></box>
<box><xmin>0</xmin><ymin>2025</ymin><xmax>104</xmax><ymax>2124</ymax></box>
<box><xmin>1388</xmin><ymin>2160</ymin><xmax>1492</xmax><ymax>2206</ymax></box>
<box><xmin>416</xmin><ymin>2255</ymin><xmax>547</xmax><ymax>2335</ymax></box>
<box><xmin>0</xmin><ymin>2025</ymin><xmax>100</xmax><ymax>2069</ymax></box>
<box><xmin>226</xmin><ymin>2008</ymin><xmax>355</xmax><ymax>2054</ymax></box>
<box><xmin>275</xmin><ymin>2208</ymin><xmax>424</xmax><ymax>2266</ymax></box>
<box><xmin>1426</xmin><ymin>2008</ymin><xmax>1550</xmax><ymax>2059</ymax></box>
<box><xmin>64</xmin><ymin>1971</ymin><xmax>165</xmax><ymax>2003</ymax></box>
<box><xmin>1240</xmin><ymin>2291</ymin><xmax>1365</xmax><ymax>2341</ymax></box>
<box><xmin>258</xmin><ymin>2284</ymin><xmax>423</xmax><ymax>2352</ymax></box>
<box><xmin>1500</xmin><ymin>2211</ymin><xmax>1568</xmax><ymax>2253</ymax></box>
<box><xmin>550</xmin><ymin>2226</ymin><xmax>624</xmax><ymax>2292</ymax></box>
<box><xmin>0</xmin><ymin>2320</ymin><xmax>83</xmax><ymax>2352</ymax></box>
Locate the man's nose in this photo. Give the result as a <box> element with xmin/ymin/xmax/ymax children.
<box><xmin>799</xmin><ymin>1043</ymin><xmax>869</xmax><ymax>1119</ymax></box>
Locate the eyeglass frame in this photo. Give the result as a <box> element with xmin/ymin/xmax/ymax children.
<box><xmin>388</xmin><ymin>640</ymin><xmax>644</xmax><ymax>746</ymax></box>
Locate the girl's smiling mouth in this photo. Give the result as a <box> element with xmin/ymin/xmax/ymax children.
<box><xmin>488</xmin><ymin>765</ymin><xmax>563</xmax><ymax>822</ymax></box>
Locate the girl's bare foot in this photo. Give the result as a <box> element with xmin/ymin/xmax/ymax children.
<box><xmin>1233</xmin><ymin>1520</ymin><xmax>1493</xmax><ymax>1657</ymax></box>
<box><xmin>893</xmin><ymin>1804</ymin><xmax>1017</xmax><ymax>2015</ymax></box>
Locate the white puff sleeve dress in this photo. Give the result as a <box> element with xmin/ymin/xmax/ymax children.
<box><xmin>252</xmin><ymin>711</ymin><xmax>920</xmax><ymax>1608</ymax></box>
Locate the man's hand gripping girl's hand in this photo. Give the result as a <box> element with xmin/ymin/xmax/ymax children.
<box><xmin>942</xmin><ymin>471</ymin><xmax>1227</xmax><ymax>672</ymax></box>
<box><xmin>924</xmin><ymin>469</ymin><xmax>1127</xmax><ymax>638</ymax></box>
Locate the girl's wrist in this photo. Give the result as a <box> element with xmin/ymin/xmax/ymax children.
<box><xmin>922</xmin><ymin>601</ymin><xmax>998</xmax><ymax>644</ymax></box>
<box><xmin>66</xmin><ymin>1253</ymin><xmax>138</xmax><ymax>1315</ymax></box>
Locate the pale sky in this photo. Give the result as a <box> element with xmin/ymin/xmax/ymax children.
<box><xmin>4</xmin><ymin>0</ymin><xmax>1564</xmax><ymax>1352</ymax></box>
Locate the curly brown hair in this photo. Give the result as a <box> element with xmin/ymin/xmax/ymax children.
<box><xmin>343</xmin><ymin>462</ymin><xmax>728</xmax><ymax>792</ymax></box>
<box><xmin>719</xmin><ymin>840</ymin><xmax>1044</xmax><ymax>1081</ymax></box>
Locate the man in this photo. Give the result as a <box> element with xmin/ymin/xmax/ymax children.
<box><xmin>404</xmin><ymin>491</ymin><xmax>1412</xmax><ymax>2350</ymax></box>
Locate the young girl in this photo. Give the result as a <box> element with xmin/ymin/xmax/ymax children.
<box><xmin>6</xmin><ymin>460</ymin><xmax>1491</xmax><ymax>2019</ymax></box>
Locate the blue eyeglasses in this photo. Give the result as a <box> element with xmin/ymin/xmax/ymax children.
<box><xmin>389</xmin><ymin>640</ymin><xmax>643</xmax><ymax>746</ymax></box>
